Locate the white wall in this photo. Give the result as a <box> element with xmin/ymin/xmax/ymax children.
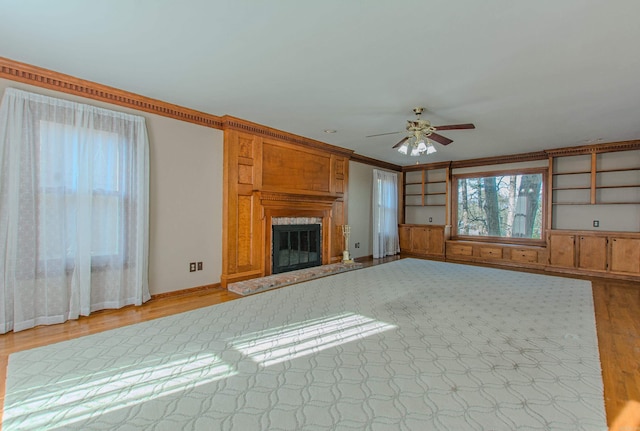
<box><xmin>0</xmin><ymin>79</ymin><xmax>224</xmax><ymax>295</ymax></box>
<box><xmin>347</xmin><ymin>162</ymin><xmax>374</xmax><ymax>259</ymax></box>
<box><xmin>347</xmin><ymin>161</ymin><xmax>401</xmax><ymax>259</ymax></box>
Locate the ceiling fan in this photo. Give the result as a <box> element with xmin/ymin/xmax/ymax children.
<box><xmin>366</xmin><ymin>107</ymin><xmax>475</xmax><ymax>156</ymax></box>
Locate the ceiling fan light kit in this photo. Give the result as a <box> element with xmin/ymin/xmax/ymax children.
<box><xmin>396</xmin><ymin>135</ymin><xmax>437</xmax><ymax>156</ymax></box>
<box><xmin>370</xmin><ymin>107</ymin><xmax>475</xmax><ymax>158</ymax></box>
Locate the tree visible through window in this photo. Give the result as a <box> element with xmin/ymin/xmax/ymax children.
<box><xmin>454</xmin><ymin>170</ymin><xmax>545</xmax><ymax>240</ymax></box>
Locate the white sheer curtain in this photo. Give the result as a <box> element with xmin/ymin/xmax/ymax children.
<box><xmin>0</xmin><ymin>88</ymin><xmax>150</xmax><ymax>333</ymax></box>
<box><xmin>372</xmin><ymin>169</ymin><xmax>400</xmax><ymax>258</ymax></box>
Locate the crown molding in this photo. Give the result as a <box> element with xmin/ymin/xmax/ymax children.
<box><xmin>544</xmin><ymin>139</ymin><xmax>640</xmax><ymax>156</ymax></box>
<box><xmin>451</xmin><ymin>151</ymin><xmax>548</xmax><ymax>169</ymax></box>
<box><xmin>350</xmin><ymin>153</ymin><xmax>402</xmax><ymax>171</ymax></box>
<box><xmin>222</xmin><ymin>116</ymin><xmax>354</xmax><ymax>158</ymax></box>
<box><xmin>402</xmin><ymin>161</ymin><xmax>451</xmax><ymax>172</ymax></box>
<box><xmin>0</xmin><ymin>56</ymin><xmax>224</xmax><ymax>129</ymax></box>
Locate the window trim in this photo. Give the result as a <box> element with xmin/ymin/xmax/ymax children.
<box><xmin>451</xmin><ymin>167</ymin><xmax>548</xmax><ymax>246</ymax></box>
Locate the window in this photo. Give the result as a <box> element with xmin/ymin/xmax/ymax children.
<box><xmin>453</xmin><ymin>168</ymin><xmax>546</xmax><ymax>243</ymax></box>
<box><xmin>0</xmin><ymin>88</ymin><xmax>150</xmax><ymax>333</ymax></box>
<box><xmin>39</xmin><ymin>121</ymin><xmax>124</xmax><ymax>264</ymax></box>
<box><xmin>372</xmin><ymin>169</ymin><xmax>399</xmax><ymax>258</ymax></box>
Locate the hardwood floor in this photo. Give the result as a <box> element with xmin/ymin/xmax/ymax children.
<box><xmin>0</xmin><ymin>255</ymin><xmax>637</xmax><ymax>428</ymax></box>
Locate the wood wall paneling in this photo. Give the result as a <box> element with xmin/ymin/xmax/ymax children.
<box><xmin>262</xmin><ymin>141</ymin><xmax>331</xmax><ymax>193</ymax></box>
<box><xmin>222</xmin><ymin>130</ymin><xmax>265</xmax><ymax>286</ymax></box>
<box><xmin>332</xmin><ymin>200</ymin><xmax>345</xmax><ymax>261</ymax></box>
<box><xmin>236</xmin><ymin>195</ymin><xmax>255</xmax><ymax>270</ymax></box>
<box><xmin>223</xmin><ymin>131</ymin><xmax>349</xmax><ymax>285</ymax></box>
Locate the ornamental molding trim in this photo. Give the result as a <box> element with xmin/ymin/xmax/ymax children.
<box><xmin>350</xmin><ymin>153</ymin><xmax>402</xmax><ymax>172</ymax></box>
<box><xmin>259</xmin><ymin>191</ymin><xmax>338</xmax><ymax>206</ymax></box>
<box><xmin>544</xmin><ymin>140</ymin><xmax>640</xmax><ymax>156</ymax></box>
<box><xmin>0</xmin><ymin>56</ymin><xmax>224</xmax><ymax>129</ymax></box>
<box><xmin>222</xmin><ymin>116</ymin><xmax>354</xmax><ymax>158</ymax></box>
<box><xmin>451</xmin><ymin>151</ymin><xmax>548</xmax><ymax>169</ymax></box>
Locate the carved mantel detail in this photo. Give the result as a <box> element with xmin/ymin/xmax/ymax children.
<box><xmin>260</xmin><ymin>191</ymin><xmax>339</xmax><ymax>207</ymax></box>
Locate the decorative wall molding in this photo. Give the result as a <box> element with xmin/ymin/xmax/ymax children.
<box><xmin>5</xmin><ymin>57</ymin><xmax>637</xmax><ymax>174</ymax></box>
<box><xmin>412</xmin><ymin>141</ymin><xmax>640</xmax><ymax>171</ymax></box>
<box><xmin>451</xmin><ymin>151</ymin><xmax>548</xmax><ymax>169</ymax></box>
<box><xmin>0</xmin><ymin>57</ymin><xmax>357</xmax><ymax>160</ymax></box>
<box><xmin>403</xmin><ymin>161</ymin><xmax>451</xmax><ymax>172</ymax></box>
<box><xmin>222</xmin><ymin>116</ymin><xmax>354</xmax><ymax>158</ymax></box>
<box><xmin>350</xmin><ymin>153</ymin><xmax>402</xmax><ymax>171</ymax></box>
<box><xmin>544</xmin><ymin>140</ymin><xmax>640</xmax><ymax>156</ymax></box>
<box><xmin>0</xmin><ymin>56</ymin><xmax>224</xmax><ymax>129</ymax></box>
<box><xmin>259</xmin><ymin>191</ymin><xmax>339</xmax><ymax>206</ymax></box>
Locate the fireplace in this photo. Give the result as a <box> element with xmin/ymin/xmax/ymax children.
<box><xmin>272</xmin><ymin>224</ymin><xmax>322</xmax><ymax>274</ymax></box>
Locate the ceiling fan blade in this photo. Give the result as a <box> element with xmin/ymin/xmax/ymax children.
<box><xmin>392</xmin><ymin>136</ymin><xmax>409</xmax><ymax>149</ymax></box>
<box><xmin>366</xmin><ymin>131</ymin><xmax>403</xmax><ymax>138</ymax></box>
<box><xmin>429</xmin><ymin>132</ymin><xmax>454</xmax><ymax>146</ymax></box>
<box><xmin>433</xmin><ymin>123</ymin><xmax>475</xmax><ymax>131</ymax></box>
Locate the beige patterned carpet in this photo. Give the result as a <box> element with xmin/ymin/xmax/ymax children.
<box><xmin>4</xmin><ymin>259</ymin><xmax>605</xmax><ymax>430</ymax></box>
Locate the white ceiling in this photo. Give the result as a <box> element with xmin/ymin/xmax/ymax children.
<box><xmin>2</xmin><ymin>0</ymin><xmax>640</xmax><ymax>166</ymax></box>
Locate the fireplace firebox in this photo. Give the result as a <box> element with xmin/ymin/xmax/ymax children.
<box><xmin>272</xmin><ymin>224</ymin><xmax>322</xmax><ymax>274</ymax></box>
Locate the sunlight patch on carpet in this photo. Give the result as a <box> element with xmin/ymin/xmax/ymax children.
<box><xmin>231</xmin><ymin>313</ymin><xmax>396</xmax><ymax>367</ymax></box>
<box><xmin>5</xmin><ymin>353</ymin><xmax>235</xmax><ymax>430</ymax></box>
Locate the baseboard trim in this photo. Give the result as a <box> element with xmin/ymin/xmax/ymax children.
<box><xmin>150</xmin><ymin>283</ymin><xmax>222</xmax><ymax>300</ymax></box>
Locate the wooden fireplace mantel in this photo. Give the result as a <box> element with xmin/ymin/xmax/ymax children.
<box><xmin>259</xmin><ymin>191</ymin><xmax>339</xmax><ymax>277</ymax></box>
<box><xmin>222</xmin><ymin>129</ymin><xmax>350</xmax><ymax>287</ymax></box>
<box><xmin>259</xmin><ymin>191</ymin><xmax>339</xmax><ymax>208</ymax></box>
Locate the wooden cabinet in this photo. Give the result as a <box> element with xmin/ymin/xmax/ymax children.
<box><xmin>446</xmin><ymin>242</ymin><xmax>473</xmax><ymax>257</ymax></box>
<box><xmin>548</xmin><ymin>233</ymin><xmax>576</xmax><ymax>268</ymax></box>
<box><xmin>546</xmin><ymin>230</ymin><xmax>640</xmax><ymax>279</ymax></box>
<box><xmin>445</xmin><ymin>240</ymin><xmax>546</xmax><ymax>269</ymax></box>
<box><xmin>578</xmin><ymin>235</ymin><xmax>607</xmax><ymax>272</ymax></box>
<box><xmin>411</xmin><ymin>227</ymin><xmax>429</xmax><ymax>254</ymax></box>
<box><xmin>399</xmin><ymin>226</ymin><xmax>411</xmax><ymax>251</ymax></box>
<box><xmin>398</xmin><ymin>224</ymin><xmax>445</xmax><ymax>258</ymax></box>
<box><xmin>479</xmin><ymin>246</ymin><xmax>502</xmax><ymax>259</ymax></box>
<box><xmin>610</xmin><ymin>237</ymin><xmax>640</xmax><ymax>275</ymax></box>
<box><xmin>510</xmin><ymin>247</ymin><xmax>539</xmax><ymax>263</ymax></box>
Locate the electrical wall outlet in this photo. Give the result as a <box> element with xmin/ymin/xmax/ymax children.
<box><xmin>429</xmin><ymin>217</ymin><xmax>433</xmax><ymax>222</ymax></box>
<box><xmin>593</xmin><ymin>220</ymin><xmax>599</xmax><ymax>227</ymax></box>
<box><xmin>355</xmin><ymin>242</ymin><xmax>360</xmax><ymax>248</ymax></box>
<box><xmin>197</xmin><ymin>262</ymin><xmax>203</xmax><ymax>270</ymax></box>
<box><xmin>189</xmin><ymin>262</ymin><xmax>196</xmax><ymax>272</ymax></box>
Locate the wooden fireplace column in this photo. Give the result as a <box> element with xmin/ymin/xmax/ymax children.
<box><xmin>221</xmin><ymin>117</ymin><xmax>352</xmax><ymax>288</ymax></box>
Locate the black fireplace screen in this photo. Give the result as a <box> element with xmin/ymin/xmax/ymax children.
<box><xmin>272</xmin><ymin>224</ymin><xmax>321</xmax><ymax>274</ymax></box>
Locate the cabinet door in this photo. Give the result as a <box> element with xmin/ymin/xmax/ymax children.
<box><xmin>399</xmin><ymin>226</ymin><xmax>411</xmax><ymax>252</ymax></box>
<box><xmin>610</xmin><ymin>237</ymin><xmax>640</xmax><ymax>274</ymax></box>
<box><xmin>427</xmin><ymin>227</ymin><xmax>444</xmax><ymax>256</ymax></box>
<box><xmin>411</xmin><ymin>227</ymin><xmax>429</xmax><ymax>254</ymax></box>
<box><xmin>578</xmin><ymin>236</ymin><xmax>607</xmax><ymax>272</ymax></box>
<box><xmin>548</xmin><ymin>233</ymin><xmax>576</xmax><ymax>268</ymax></box>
